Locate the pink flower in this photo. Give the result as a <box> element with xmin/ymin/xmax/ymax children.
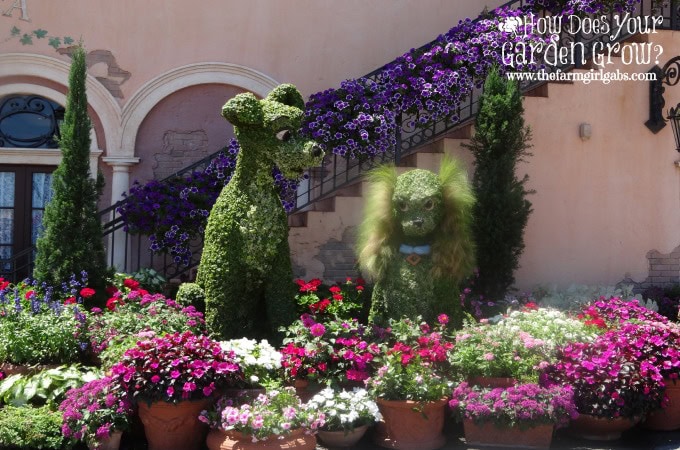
<box><xmin>483</xmin><ymin>352</ymin><xmax>495</xmax><ymax>361</ymax></box>
<box><xmin>310</xmin><ymin>323</ymin><xmax>326</xmax><ymax>337</ymax></box>
<box><xmin>151</xmin><ymin>375</ymin><xmax>161</xmax><ymax>383</ymax></box>
<box><xmin>437</xmin><ymin>314</ymin><xmax>449</xmax><ymax>325</ymax></box>
<box><xmin>166</xmin><ymin>386</ymin><xmax>175</xmax><ymax>397</ymax></box>
<box><xmin>170</xmin><ymin>370</ymin><xmax>181</xmax><ymax>379</ymax></box>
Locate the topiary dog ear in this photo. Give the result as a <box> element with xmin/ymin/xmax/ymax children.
<box><xmin>266</xmin><ymin>84</ymin><xmax>305</xmax><ymax>110</ymax></box>
<box><xmin>221</xmin><ymin>92</ymin><xmax>263</xmax><ymax>126</ymax></box>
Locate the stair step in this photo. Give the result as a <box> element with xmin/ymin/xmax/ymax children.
<box><xmin>288</xmin><ymin>212</ymin><xmax>307</xmax><ymax>227</ymax></box>
<box><xmin>335</xmin><ymin>182</ymin><xmax>363</xmax><ymax>197</ymax></box>
<box><xmin>444</xmin><ymin>123</ymin><xmax>473</xmax><ymax>139</ymax></box>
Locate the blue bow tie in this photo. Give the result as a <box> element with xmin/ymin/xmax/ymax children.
<box><xmin>399</xmin><ymin>244</ymin><xmax>431</xmax><ymax>255</ymax></box>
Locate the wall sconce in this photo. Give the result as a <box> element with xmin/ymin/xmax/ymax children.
<box><xmin>579</xmin><ymin>123</ymin><xmax>591</xmax><ymax>141</ymax></box>
<box><xmin>669</xmin><ymin>105</ymin><xmax>680</xmax><ymax>152</ymax></box>
<box><xmin>646</xmin><ymin>56</ymin><xmax>680</xmax><ymax>152</ymax></box>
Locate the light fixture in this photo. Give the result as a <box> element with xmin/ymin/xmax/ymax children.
<box><xmin>668</xmin><ymin>105</ymin><xmax>680</xmax><ymax>152</ymax></box>
<box><xmin>578</xmin><ymin>123</ymin><xmax>591</xmax><ymax>141</ymax></box>
<box><xmin>646</xmin><ymin>56</ymin><xmax>680</xmax><ymax>152</ymax></box>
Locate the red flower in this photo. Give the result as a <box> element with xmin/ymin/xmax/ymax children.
<box><xmin>329</xmin><ymin>286</ymin><xmax>342</xmax><ymax>294</ymax></box>
<box><xmin>310</xmin><ymin>299</ymin><xmax>331</xmax><ymax>313</ymax></box>
<box><xmin>80</xmin><ymin>287</ymin><xmax>96</xmax><ymax>298</ymax></box>
<box><xmin>123</xmin><ymin>278</ymin><xmax>140</xmax><ymax>290</ymax></box>
<box><xmin>106</xmin><ymin>297</ymin><xmax>124</xmax><ymax>311</ymax></box>
<box><xmin>295</xmin><ymin>278</ymin><xmax>322</xmax><ymax>293</ymax></box>
<box><xmin>64</xmin><ymin>297</ymin><xmax>77</xmax><ymax>305</ymax></box>
<box><xmin>356</xmin><ymin>285</ymin><xmax>364</xmax><ymax>292</ymax></box>
<box><xmin>24</xmin><ymin>290</ymin><xmax>35</xmax><ymax>300</ymax></box>
<box><xmin>0</xmin><ymin>279</ymin><xmax>9</xmax><ymax>291</ymax></box>
<box><xmin>332</xmin><ymin>294</ymin><xmax>343</xmax><ymax>301</ymax></box>
<box><xmin>523</xmin><ymin>302</ymin><xmax>539</xmax><ymax>311</ymax></box>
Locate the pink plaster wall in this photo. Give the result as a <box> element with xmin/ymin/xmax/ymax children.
<box><xmin>132</xmin><ymin>84</ymin><xmax>243</xmax><ymax>184</ymax></box>
<box><xmin>513</xmin><ymin>31</ymin><xmax>680</xmax><ymax>289</ymax></box>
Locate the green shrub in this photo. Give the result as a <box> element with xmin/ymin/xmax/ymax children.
<box><xmin>463</xmin><ymin>66</ymin><xmax>533</xmax><ymax>302</ymax></box>
<box><xmin>175</xmin><ymin>282</ymin><xmax>206</xmax><ymax>310</ymax></box>
<box><xmin>33</xmin><ymin>45</ymin><xmax>108</xmax><ymax>290</ymax></box>
<box><xmin>0</xmin><ymin>405</ymin><xmax>69</xmax><ymax>449</ymax></box>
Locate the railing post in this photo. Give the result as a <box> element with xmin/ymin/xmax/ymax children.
<box><xmin>394</xmin><ymin>114</ymin><xmax>403</xmax><ymax>166</ymax></box>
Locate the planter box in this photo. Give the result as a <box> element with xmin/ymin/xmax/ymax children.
<box><xmin>463</xmin><ymin>419</ymin><xmax>554</xmax><ymax>449</ymax></box>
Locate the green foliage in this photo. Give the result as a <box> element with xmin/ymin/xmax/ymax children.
<box><xmin>0</xmin><ymin>365</ymin><xmax>101</xmax><ymax>407</ymax></box>
<box><xmin>175</xmin><ymin>282</ymin><xmax>205</xmax><ymax>310</ymax></box>
<box><xmin>97</xmin><ymin>333</ymin><xmax>140</xmax><ymax>371</ymax></box>
<box><xmin>357</xmin><ymin>157</ymin><xmax>475</xmax><ymax>326</ymax></box>
<box><xmin>129</xmin><ymin>267</ymin><xmax>167</xmax><ymax>293</ymax></box>
<box><xmin>33</xmin><ymin>45</ymin><xmax>108</xmax><ymax>290</ymax></box>
<box><xmin>0</xmin><ymin>405</ymin><xmax>69</xmax><ymax>449</ymax></box>
<box><xmin>196</xmin><ymin>84</ymin><xmax>324</xmax><ymax>340</ymax></box>
<box><xmin>463</xmin><ymin>66</ymin><xmax>533</xmax><ymax>301</ymax></box>
<box><xmin>0</xmin><ymin>305</ymin><xmax>87</xmax><ymax>366</ymax></box>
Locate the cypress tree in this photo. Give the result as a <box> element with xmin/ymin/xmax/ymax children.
<box><xmin>463</xmin><ymin>67</ymin><xmax>533</xmax><ymax>301</ymax></box>
<box><xmin>34</xmin><ymin>46</ymin><xmax>108</xmax><ymax>288</ymax></box>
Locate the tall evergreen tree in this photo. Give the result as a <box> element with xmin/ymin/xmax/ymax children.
<box><xmin>463</xmin><ymin>67</ymin><xmax>533</xmax><ymax>301</ymax></box>
<box><xmin>34</xmin><ymin>46</ymin><xmax>108</xmax><ymax>288</ymax></box>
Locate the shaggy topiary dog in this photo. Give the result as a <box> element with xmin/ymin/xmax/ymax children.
<box><xmin>357</xmin><ymin>157</ymin><xmax>475</xmax><ymax>328</ymax></box>
<box><xmin>194</xmin><ymin>84</ymin><xmax>323</xmax><ymax>340</ymax></box>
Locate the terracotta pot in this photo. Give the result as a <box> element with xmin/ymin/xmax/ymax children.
<box><xmin>88</xmin><ymin>430</ymin><xmax>123</xmax><ymax>450</ymax></box>
<box><xmin>468</xmin><ymin>376</ymin><xmax>517</xmax><ymax>389</ymax></box>
<box><xmin>463</xmin><ymin>419</ymin><xmax>553</xmax><ymax>449</ymax></box>
<box><xmin>205</xmin><ymin>428</ymin><xmax>316</xmax><ymax>450</ymax></box>
<box><xmin>137</xmin><ymin>397</ymin><xmax>214</xmax><ymax>450</ymax></box>
<box><xmin>318</xmin><ymin>424</ymin><xmax>369</xmax><ymax>448</ymax></box>
<box><xmin>292</xmin><ymin>379</ymin><xmax>321</xmax><ymax>403</ymax></box>
<box><xmin>373</xmin><ymin>398</ymin><xmax>447</xmax><ymax>450</ymax></box>
<box><xmin>643</xmin><ymin>377</ymin><xmax>680</xmax><ymax>431</ymax></box>
<box><xmin>568</xmin><ymin>414</ymin><xmax>637</xmax><ymax>441</ymax></box>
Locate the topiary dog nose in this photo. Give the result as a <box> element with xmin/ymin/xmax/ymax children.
<box><xmin>311</xmin><ymin>145</ymin><xmax>323</xmax><ymax>158</ymax></box>
<box><xmin>413</xmin><ymin>218</ymin><xmax>424</xmax><ymax>227</ymax></box>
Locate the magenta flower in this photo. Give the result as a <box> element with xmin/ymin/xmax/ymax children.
<box><xmin>310</xmin><ymin>323</ymin><xmax>326</xmax><ymax>337</ymax></box>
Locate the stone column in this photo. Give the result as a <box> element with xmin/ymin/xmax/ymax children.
<box><xmin>102</xmin><ymin>156</ymin><xmax>140</xmax><ymax>271</ymax></box>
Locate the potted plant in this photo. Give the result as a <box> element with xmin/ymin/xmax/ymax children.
<box><xmin>449</xmin><ymin>382</ymin><xmax>578</xmax><ymax>449</ymax></box>
<box><xmin>306</xmin><ymin>387</ymin><xmax>382</xmax><ymax>447</ymax></box>
<box><xmin>59</xmin><ymin>376</ymin><xmax>133</xmax><ymax>450</ymax></box>
<box><xmin>199</xmin><ymin>386</ymin><xmax>326</xmax><ymax>450</ymax></box>
<box><xmin>544</xmin><ymin>326</ymin><xmax>666</xmax><ymax>440</ymax></box>
<box><xmin>365</xmin><ymin>316</ymin><xmax>453</xmax><ymax>450</ymax></box>
<box><xmin>615</xmin><ymin>320</ymin><xmax>680</xmax><ymax>430</ymax></box>
<box><xmin>110</xmin><ymin>331</ymin><xmax>242</xmax><ymax>450</ymax></box>
<box><xmin>219</xmin><ymin>338</ymin><xmax>282</xmax><ymax>402</ymax></box>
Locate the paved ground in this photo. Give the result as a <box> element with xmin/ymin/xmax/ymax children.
<box><xmin>118</xmin><ymin>421</ymin><xmax>680</xmax><ymax>450</ymax></box>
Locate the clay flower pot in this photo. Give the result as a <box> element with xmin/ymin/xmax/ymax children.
<box><xmin>205</xmin><ymin>428</ymin><xmax>316</xmax><ymax>450</ymax></box>
<box><xmin>317</xmin><ymin>424</ymin><xmax>369</xmax><ymax>448</ymax></box>
<box><xmin>643</xmin><ymin>378</ymin><xmax>680</xmax><ymax>431</ymax></box>
<box><xmin>138</xmin><ymin>397</ymin><xmax>214</xmax><ymax>450</ymax></box>
<box><xmin>463</xmin><ymin>420</ymin><xmax>553</xmax><ymax>449</ymax></box>
<box><xmin>568</xmin><ymin>414</ymin><xmax>638</xmax><ymax>441</ymax></box>
<box><xmin>373</xmin><ymin>398</ymin><xmax>447</xmax><ymax>450</ymax></box>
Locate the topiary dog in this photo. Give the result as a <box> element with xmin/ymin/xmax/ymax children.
<box><xmin>194</xmin><ymin>84</ymin><xmax>323</xmax><ymax>340</ymax></box>
<box><xmin>357</xmin><ymin>157</ymin><xmax>475</xmax><ymax>328</ymax></box>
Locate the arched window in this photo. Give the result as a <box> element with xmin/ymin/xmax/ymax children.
<box><xmin>0</xmin><ymin>95</ymin><xmax>64</xmax><ymax>148</ymax></box>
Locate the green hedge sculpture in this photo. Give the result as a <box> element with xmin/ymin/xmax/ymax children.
<box><xmin>195</xmin><ymin>84</ymin><xmax>324</xmax><ymax>340</ymax></box>
<box><xmin>357</xmin><ymin>157</ymin><xmax>475</xmax><ymax>328</ymax></box>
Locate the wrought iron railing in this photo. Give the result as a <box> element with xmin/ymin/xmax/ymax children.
<box><xmin>5</xmin><ymin>0</ymin><xmax>678</xmax><ymax>283</ymax></box>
